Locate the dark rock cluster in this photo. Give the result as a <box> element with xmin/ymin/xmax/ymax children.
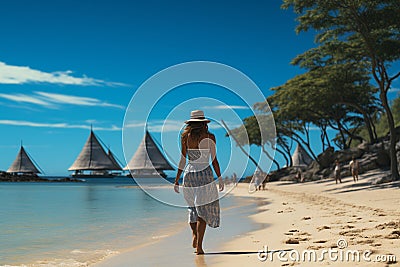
<box><xmin>268</xmin><ymin>136</ymin><xmax>394</xmax><ymax>183</ymax></box>
<box><xmin>0</xmin><ymin>171</ymin><xmax>82</xmax><ymax>182</ymax></box>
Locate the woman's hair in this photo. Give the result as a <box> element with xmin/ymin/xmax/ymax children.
<box><xmin>181</xmin><ymin>122</ymin><xmax>209</xmax><ymax>145</ymax></box>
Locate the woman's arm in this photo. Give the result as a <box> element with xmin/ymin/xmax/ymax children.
<box><xmin>209</xmin><ymin>134</ymin><xmax>224</xmax><ymax>191</ymax></box>
<box><xmin>174</xmin><ymin>137</ymin><xmax>187</xmax><ymax>190</ymax></box>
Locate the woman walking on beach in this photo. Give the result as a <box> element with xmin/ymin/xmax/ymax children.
<box><xmin>174</xmin><ymin>110</ymin><xmax>224</xmax><ymax>255</ymax></box>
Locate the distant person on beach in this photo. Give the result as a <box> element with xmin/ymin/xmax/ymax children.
<box><xmin>262</xmin><ymin>173</ymin><xmax>268</xmax><ymax>190</ymax></box>
<box><xmin>295</xmin><ymin>169</ymin><xmax>303</xmax><ymax>183</ymax></box>
<box><xmin>224</xmin><ymin>176</ymin><xmax>229</xmax><ymax>185</ymax></box>
<box><xmin>254</xmin><ymin>170</ymin><xmax>262</xmax><ymax>191</ymax></box>
<box><xmin>174</xmin><ymin>110</ymin><xmax>224</xmax><ymax>255</ymax></box>
<box><xmin>334</xmin><ymin>160</ymin><xmax>342</xmax><ymax>184</ymax></box>
<box><xmin>349</xmin><ymin>156</ymin><xmax>359</xmax><ymax>182</ymax></box>
<box><xmin>231</xmin><ymin>172</ymin><xmax>237</xmax><ymax>184</ymax></box>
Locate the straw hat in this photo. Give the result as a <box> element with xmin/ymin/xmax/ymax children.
<box><xmin>185</xmin><ymin>110</ymin><xmax>211</xmax><ymax>124</ymax></box>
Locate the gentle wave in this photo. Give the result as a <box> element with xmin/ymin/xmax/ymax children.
<box><xmin>0</xmin><ymin>249</ymin><xmax>119</xmax><ymax>267</ymax></box>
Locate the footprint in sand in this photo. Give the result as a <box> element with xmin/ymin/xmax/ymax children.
<box><xmin>313</xmin><ymin>240</ymin><xmax>327</xmax><ymax>244</ymax></box>
<box><xmin>376</xmin><ymin>221</ymin><xmax>399</xmax><ymax>230</ymax></box>
<box><xmin>356</xmin><ymin>239</ymin><xmax>374</xmax><ymax>245</ymax></box>
<box><xmin>299</xmin><ymin>232</ymin><xmax>311</xmax><ymax>236</ymax></box>
<box><xmin>285</xmin><ymin>238</ymin><xmax>300</xmax><ymax>244</ymax></box>
<box><xmin>370</xmin><ymin>243</ymin><xmax>382</xmax><ymax>247</ymax></box>
<box><xmin>307</xmin><ymin>245</ymin><xmax>324</xmax><ymax>250</ymax></box>
<box><xmin>385</xmin><ymin>231</ymin><xmax>400</xmax><ymax>239</ymax></box>
<box><xmin>285</xmin><ymin>236</ymin><xmax>309</xmax><ymax>244</ymax></box>
<box><xmin>317</xmin><ymin>225</ymin><xmax>331</xmax><ymax>231</ymax></box>
<box><xmin>285</xmin><ymin>207</ymin><xmax>295</xmax><ymax>213</ymax></box>
<box><xmin>339</xmin><ymin>229</ymin><xmax>362</xmax><ymax>236</ymax></box>
<box><xmin>371</xmin><ymin>234</ymin><xmax>383</xmax><ymax>238</ymax></box>
<box><xmin>302</xmin><ymin>216</ymin><xmax>311</xmax><ymax>220</ymax></box>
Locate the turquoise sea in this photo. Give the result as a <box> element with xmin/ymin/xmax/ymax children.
<box><xmin>0</xmin><ymin>178</ymin><xmax>252</xmax><ymax>266</ymax></box>
<box><xmin>0</xmin><ymin>178</ymin><xmax>190</xmax><ymax>266</ymax></box>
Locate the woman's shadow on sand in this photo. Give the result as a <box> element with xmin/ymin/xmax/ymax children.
<box><xmin>204</xmin><ymin>249</ymin><xmax>293</xmax><ymax>255</ymax></box>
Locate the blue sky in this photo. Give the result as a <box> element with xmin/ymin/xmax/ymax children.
<box><xmin>0</xmin><ymin>0</ymin><xmax>376</xmax><ymax>176</ymax></box>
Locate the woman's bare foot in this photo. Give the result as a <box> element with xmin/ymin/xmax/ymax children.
<box><xmin>192</xmin><ymin>234</ymin><xmax>197</xmax><ymax>248</ymax></box>
<box><xmin>196</xmin><ymin>248</ymin><xmax>204</xmax><ymax>255</ymax></box>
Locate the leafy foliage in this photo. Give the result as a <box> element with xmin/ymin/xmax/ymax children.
<box><xmin>282</xmin><ymin>0</ymin><xmax>400</xmax><ymax>178</ymax></box>
<box><xmin>232</xmin><ymin>0</ymin><xmax>400</xmax><ymax>175</ymax></box>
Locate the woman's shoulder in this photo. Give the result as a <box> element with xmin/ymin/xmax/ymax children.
<box><xmin>181</xmin><ymin>134</ymin><xmax>189</xmax><ymax>144</ymax></box>
<box><xmin>207</xmin><ymin>132</ymin><xmax>216</xmax><ymax>140</ymax></box>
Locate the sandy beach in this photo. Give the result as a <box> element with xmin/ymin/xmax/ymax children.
<box><xmin>94</xmin><ymin>170</ymin><xmax>400</xmax><ymax>266</ymax></box>
<box><xmin>214</xmin><ymin>170</ymin><xmax>400</xmax><ymax>267</ymax></box>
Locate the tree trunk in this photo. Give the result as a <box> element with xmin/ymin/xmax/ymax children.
<box><xmin>336</xmin><ymin>120</ymin><xmax>348</xmax><ymax>150</ymax></box>
<box><xmin>289</xmin><ymin>131</ymin><xmax>319</xmax><ymax>163</ymax></box>
<box><xmin>380</xmin><ymin>93</ymin><xmax>400</xmax><ymax>180</ymax></box>
<box><xmin>275</xmin><ymin>146</ymin><xmax>289</xmax><ymax>167</ymax></box>
<box><xmin>369</xmin><ymin>113</ymin><xmax>378</xmax><ymax>141</ymax></box>
<box><xmin>337</xmin><ymin>101</ymin><xmax>375</xmax><ymax>143</ymax></box>
<box><xmin>320</xmin><ymin>129</ymin><xmax>326</xmax><ymax>151</ymax></box>
<box><xmin>279</xmin><ymin>137</ymin><xmax>293</xmax><ymax>167</ymax></box>
<box><xmin>221</xmin><ymin>120</ymin><xmax>265</xmax><ymax>173</ymax></box>
<box><xmin>262</xmin><ymin>145</ymin><xmax>280</xmax><ymax>170</ymax></box>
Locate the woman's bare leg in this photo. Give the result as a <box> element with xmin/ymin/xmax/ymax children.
<box><xmin>190</xmin><ymin>222</ymin><xmax>197</xmax><ymax>248</ymax></box>
<box><xmin>196</xmin><ymin>217</ymin><xmax>206</xmax><ymax>255</ymax></box>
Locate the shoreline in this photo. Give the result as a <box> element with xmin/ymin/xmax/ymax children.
<box><xmin>93</xmin><ymin>171</ymin><xmax>400</xmax><ymax>267</ymax></box>
<box><xmin>92</xmin><ymin>170</ymin><xmax>400</xmax><ymax>266</ymax></box>
<box><xmin>3</xmin><ymin>170</ymin><xmax>398</xmax><ymax>266</ymax></box>
<box><xmin>93</xmin><ymin>194</ymin><xmax>263</xmax><ymax>266</ymax></box>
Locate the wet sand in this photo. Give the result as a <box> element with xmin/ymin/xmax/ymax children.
<box><xmin>93</xmin><ymin>193</ymin><xmax>261</xmax><ymax>267</ymax></box>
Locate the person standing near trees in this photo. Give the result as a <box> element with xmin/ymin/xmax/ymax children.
<box><xmin>349</xmin><ymin>156</ymin><xmax>360</xmax><ymax>182</ymax></box>
<box><xmin>334</xmin><ymin>160</ymin><xmax>342</xmax><ymax>184</ymax></box>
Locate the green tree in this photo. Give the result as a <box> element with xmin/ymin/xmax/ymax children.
<box><xmin>229</xmin><ymin>115</ymin><xmax>280</xmax><ymax>169</ymax></box>
<box><xmin>256</xmin><ymin>62</ymin><xmax>378</xmax><ymax>154</ymax></box>
<box><xmin>282</xmin><ymin>0</ymin><xmax>400</xmax><ymax>179</ymax></box>
<box><xmin>291</xmin><ymin>43</ymin><xmax>380</xmax><ymax>144</ymax></box>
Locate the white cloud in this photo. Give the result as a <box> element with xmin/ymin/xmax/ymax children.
<box><xmin>124</xmin><ymin>122</ymin><xmax>146</xmax><ymax>128</ymax></box>
<box><xmin>125</xmin><ymin>120</ymin><xmax>181</xmax><ymax>132</ymax></box>
<box><xmin>0</xmin><ymin>61</ymin><xmax>127</xmax><ymax>86</ymax></box>
<box><xmin>0</xmin><ymin>91</ymin><xmax>124</xmax><ymax>109</ymax></box>
<box><xmin>202</xmin><ymin>105</ymin><xmax>250</xmax><ymax>110</ymax></box>
<box><xmin>148</xmin><ymin>120</ymin><xmax>186</xmax><ymax>133</ymax></box>
<box><xmin>0</xmin><ymin>93</ymin><xmax>54</xmax><ymax>107</ymax></box>
<box><xmin>0</xmin><ymin>120</ymin><xmax>120</xmax><ymax>131</ymax></box>
<box><xmin>36</xmin><ymin>92</ymin><xmax>124</xmax><ymax>109</ymax></box>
